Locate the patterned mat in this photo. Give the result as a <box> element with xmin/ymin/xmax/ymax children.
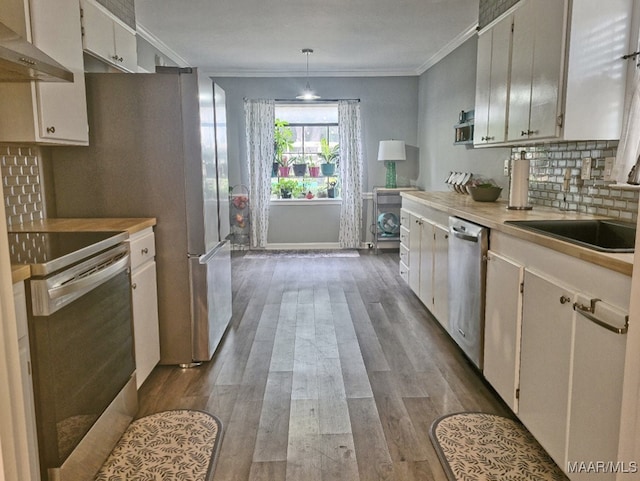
<box><xmin>430</xmin><ymin>412</ymin><xmax>568</xmax><ymax>481</ymax></box>
<box><xmin>243</xmin><ymin>249</ymin><xmax>360</xmax><ymax>258</ymax></box>
<box><xmin>95</xmin><ymin>409</ymin><xmax>222</xmax><ymax>481</ymax></box>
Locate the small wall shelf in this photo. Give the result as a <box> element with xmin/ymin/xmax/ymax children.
<box><xmin>454</xmin><ymin>109</ymin><xmax>475</xmax><ymax>145</ymax></box>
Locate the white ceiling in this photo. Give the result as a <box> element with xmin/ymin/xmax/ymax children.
<box><xmin>134</xmin><ymin>0</ymin><xmax>480</xmax><ymax>77</ymax></box>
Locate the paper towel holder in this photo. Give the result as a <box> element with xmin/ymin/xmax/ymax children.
<box><xmin>507</xmin><ymin>151</ymin><xmax>533</xmax><ymax>210</ymax></box>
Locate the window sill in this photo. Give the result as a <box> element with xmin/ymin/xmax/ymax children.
<box><xmin>270</xmin><ymin>198</ymin><xmax>342</xmax><ymax>206</ymax></box>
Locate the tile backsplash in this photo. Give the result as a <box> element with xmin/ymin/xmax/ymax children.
<box><xmin>1</xmin><ymin>145</ymin><xmax>44</xmax><ymax>227</ymax></box>
<box><xmin>517</xmin><ymin>140</ymin><xmax>639</xmax><ymax>223</ymax></box>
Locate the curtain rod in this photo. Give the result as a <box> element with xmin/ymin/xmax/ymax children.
<box><xmin>274</xmin><ymin>98</ymin><xmax>360</xmax><ymax>103</ymax></box>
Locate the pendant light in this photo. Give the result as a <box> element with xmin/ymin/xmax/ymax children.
<box><xmin>296</xmin><ymin>48</ymin><xmax>321</xmax><ymax>100</ymax></box>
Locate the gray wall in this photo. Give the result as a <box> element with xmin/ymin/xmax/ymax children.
<box><xmin>213</xmin><ymin>76</ymin><xmax>419</xmax><ymax>245</ymax></box>
<box><xmin>416</xmin><ymin>36</ymin><xmax>511</xmax><ymax>193</ymax></box>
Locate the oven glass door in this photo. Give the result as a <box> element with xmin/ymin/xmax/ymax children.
<box><xmin>28</xmin><ymin>269</ymin><xmax>135</xmax><ymax>473</ymax></box>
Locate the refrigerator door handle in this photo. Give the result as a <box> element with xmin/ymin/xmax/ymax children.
<box><xmin>188</xmin><ymin>239</ymin><xmax>228</xmax><ymax>264</ymax></box>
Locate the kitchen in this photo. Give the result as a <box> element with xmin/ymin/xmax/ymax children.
<box><xmin>1</xmin><ymin>0</ymin><xmax>640</xmax><ymax>480</ymax></box>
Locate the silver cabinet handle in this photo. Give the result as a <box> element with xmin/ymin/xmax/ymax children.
<box><xmin>141</xmin><ymin>247</ymin><xmax>149</xmax><ymax>255</ymax></box>
<box><xmin>132</xmin><ymin>283</ymin><xmax>137</xmax><ymax>290</ymax></box>
<box><xmin>573</xmin><ymin>298</ymin><xmax>628</xmax><ymax>335</ymax></box>
<box><xmin>46</xmin><ymin>126</ymin><xmax>55</xmax><ymax>134</ymax></box>
<box><xmin>560</xmin><ymin>295</ymin><xmax>571</xmax><ymax>304</ymax></box>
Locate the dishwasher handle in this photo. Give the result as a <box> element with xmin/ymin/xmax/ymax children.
<box><xmin>451</xmin><ymin>225</ymin><xmax>479</xmax><ymax>242</ymax></box>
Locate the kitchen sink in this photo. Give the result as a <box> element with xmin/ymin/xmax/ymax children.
<box><xmin>504</xmin><ymin>219</ymin><xmax>636</xmax><ymax>253</ymax></box>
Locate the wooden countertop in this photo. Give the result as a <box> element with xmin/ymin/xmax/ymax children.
<box><xmin>9</xmin><ymin>218</ymin><xmax>156</xmax><ymax>282</ymax></box>
<box><xmin>401</xmin><ymin>191</ymin><xmax>634</xmax><ymax>276</ymax></box>
<box><xmin>9</xmin><ymin>218</ymin><xmax>156</xmax><ymax>235</ymax></box>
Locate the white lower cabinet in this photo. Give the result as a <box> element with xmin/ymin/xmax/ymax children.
<box><xmin>519</xmin><ymin>269</ymin><xmax>575</xmax><ymax>469</ymax></box>
<box><xmin>401</xmin><ymin>204</ymin><xmax>448</xmax><ymax>329</ymax></box>
<box><xmin>483</xmin><ymin>251</ymin><xmax>523</xmax><ymax>412</ymax></box>
<box><xmin>128</xmin><ymin>228</ymin><xmax>160</xmax><ymax>389</ymax></box>
<box><xmin>14</xmin><ymin>281</ymin><xmax>40</xmax><ymax>481</ymax></box>
<box><xmin>487</xmin><ymin>231</ymin><xmax>630</xmax><ymax>479</ymax></box>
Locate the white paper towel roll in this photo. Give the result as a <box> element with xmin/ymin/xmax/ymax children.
<box><xmin>508</xmin><ymin>157</ymin><xmax>531</xmax><ymax>209</ymax></box>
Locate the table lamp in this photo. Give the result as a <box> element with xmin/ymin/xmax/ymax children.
<box><xmin>377</xmin><ymin>140</ymin><xmax>406</xmax><ymax>188</ymax></box>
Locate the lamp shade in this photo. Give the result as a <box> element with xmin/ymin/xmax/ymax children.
<box><xmin>377</xmin><ymin>140</ymin><xmax>406</xmax><ymax>162</ymax></box>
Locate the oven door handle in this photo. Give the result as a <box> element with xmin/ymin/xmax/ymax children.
<box><xmin>48</xmin><ymin>254</ymin><xmax>130</xmax><ymax>300</ymax></box>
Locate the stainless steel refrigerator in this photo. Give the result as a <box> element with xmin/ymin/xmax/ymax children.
<box><xmin>50</xmin><ymin>68</ymin><xmax>232</xmax><ymax>366</ymax></box>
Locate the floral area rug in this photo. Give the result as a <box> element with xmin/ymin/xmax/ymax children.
<box><xmin>430</xmin><ymin>412</ymin><xmax>568</xmax><ymax>481</ymax></box>
<box><xmin>94</xmin><ymin>409</ymin><xmax>222</xmax><ymax>481</ymax></box>
<box><xmin>243</xmin><ymin>249</ymin><xmax>360</xmax><ymax>259</ymax></box>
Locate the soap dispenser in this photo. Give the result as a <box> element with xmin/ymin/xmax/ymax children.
<box><xmin>508</xmin><ymin>151</ymin><xmax>532</xmax><ymax>210</ymax></box>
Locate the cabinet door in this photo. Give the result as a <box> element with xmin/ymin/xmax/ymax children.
<box><xmin>113</xmin><ymin>21</ymin><xmax>137</xmax><ymax>72</ymax></box>
<box><xmin>519</xmin><ymin>269</ymin><xmax>575</xmax><ymax>468</ymax></box>
<box><xmin>432</xmin><ymin>224</ymin><xmax>449</xmax><ymax>329</ymax></box>
<box><xmin>567</xmin><ymin>296</ymin><xmax>627</xmax><ymax>481</ymax></box>
<box><xmin>81</xmin><ymin>0</ymin><xmax>116</xmax><ymax>62</ymax></box>
<box><xmin>131</xmin><ymin>260</ymin><xmax>161</xmax><ymax>389</ymax></box>
<box><xmin>508</xmin><ymin>0</ymin><xmax>565</xmax><ymax>141</ymax></box>
<box><xmin>484</xmin><ymin>252</ymin><xmax>523</xmax><ymax>412</ymax></box>
<box><xmin>31</xmin><ymin>0</ymin><xmax>88</xmax><ymax>143</ymax></box>
<box><xmin>418</xmin><ymin>220</ymin><xmax>434</xmax><ymax>308</ymax></box>
<box><xmin>474</xmin><ymin>29</ymin><xmax>492</xmax><ymax>144</ymax></box>
<box><xmin>486</xmin><ymin>17</ymin><xmax>512</xmax><ymax>143</ymax></box>
<box><xmin>408</xmin><ymin>214</ymin><xmax>422</xmax><ymax>296</ymax></box>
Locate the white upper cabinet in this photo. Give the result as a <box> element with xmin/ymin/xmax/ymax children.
<box><xmin>0</xmin><ymin>0</ymin><xmax>89</xmax><ymax>144</ymax></box>
<box><xmin>476</xmin><ymin>0</ymin><xmax>632</xmax><ymax>145</ymax></box>
<box><xmin>563</xmin><ymin>0</ymin><xmax>633</xmax><ymax>140</ymax></box>
<box><xmin>507</xmin><ymin>0</ymin><xmax>566</xmax><ymax>142</ymax></box>
<box><xmin>474</xmin><ymin>14</ymin><xmax>512</xmax><ymax>145</ymax></box>
<box><xmin>80</xmin><ymin>0</ymin><xmax>138</xmax><ymax>72</ymax></box>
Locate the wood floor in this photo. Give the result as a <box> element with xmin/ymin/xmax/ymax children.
<box><xmin>137</xmin><ymin>251</ymin><xmax>511</xmax><ymax>481</ymax></box>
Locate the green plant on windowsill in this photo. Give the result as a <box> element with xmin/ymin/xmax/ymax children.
<box><xmin>318</xmin><ymin>137</ymin><xmax>339</xmax><ymax>176</ymax></box>
<box><xmin>275</xmin><ymin>119</ymin><xmax>294</xmax><ymax>167</ymax></box>
<box><xmin>276</xmin><ymin>178</ymin><xmax>298</xmax><ymax>199</ymax></box>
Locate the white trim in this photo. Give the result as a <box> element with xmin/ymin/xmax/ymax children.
<box><xmin>477</xmin><ymin>2</ymin><xmax>523</xmax><ymax>35</ymax></box>
<box><xmin>416</xmin><ymin>22</ymin><xmax>479</xmax><ymax>74</ymax></box>
<box><xmin>270</xmin><ymin>198</ymin><xmax>342</xmax><ymax>206</ymax></box>
<box><xmin>135</xmin><ymin>23</ymin><xmax>190</xmax><ymax>67</ymax></box>
<box><xmin>201</xmin><ymin>68</ymin><xmax>421</xmax><ymax>78</ymax></box>
<box><xmin>265</xmin><ymin>242</ymin><xmax>342</xmax><ymax>250</ymax></box>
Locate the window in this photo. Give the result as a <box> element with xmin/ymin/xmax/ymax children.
<box><xmin>272</xmin><ymin>103</ymin><xmax>339</xmax><ymax>200</ymax></box>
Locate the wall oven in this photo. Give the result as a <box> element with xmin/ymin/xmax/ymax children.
<box><xmin>8</xmin><ymin>231</ymin><xmax>138</xmax><ymax>481</ymax></box>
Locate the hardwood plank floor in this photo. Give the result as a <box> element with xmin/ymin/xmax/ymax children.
<box><xmin>137</xmin><ymin>251</ymin><xmax>511</xmax><ymax>480</ymax></box>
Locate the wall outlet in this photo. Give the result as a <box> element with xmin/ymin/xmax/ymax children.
<box><xmin>604</xmin><ymin>157</ymin><xmax>615</xmax><ymax>181</ymax></box>
<box><xmin>581</xmin><ymin>157</ymin><xmax>592</xmax><ymax>180</ymax></box>
<box><xmin>503</xmin><ymin>159</ymin><xmax>510</xmax><ymax>176</ymax></box>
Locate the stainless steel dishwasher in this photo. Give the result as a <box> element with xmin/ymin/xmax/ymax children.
<box><xmin>448</xmin><ymin>217</ymin><xmax>489</xmax><ymax>370</ymax></box>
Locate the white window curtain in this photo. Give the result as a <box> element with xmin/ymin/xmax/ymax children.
<box><xmin>338</xmin><ymin>100</ymin><xmax>364</xmax><ymax>248</ymax></box>
<box><xmin>244</xmin><ymin>99</ymin><xmax>275</xmax><ymax>248</ymax></box>
<box><xmin>614</xmin><ymin>66</ymin><xmax>640</xmax><ymax>183</ymax></box>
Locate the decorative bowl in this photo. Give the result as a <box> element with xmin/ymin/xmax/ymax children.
<box><xmin>468</xmin><ymin>185</ymin><xmax>502</xmax><ymax>202</ymax></box>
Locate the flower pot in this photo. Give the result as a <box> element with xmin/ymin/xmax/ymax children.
<box><xmin>327</xmin><ymin>187</ymin><xmax>335</xmax><ymax>198</ymax></box>
<box><xmin>278</xmin><ymin>166</ymin><xmax>290</xmax><ymax>177</ymax></box>
<box><xmin>280</xmin><ymin>189</ymin><xmax>292</xmax><ymax>199</ymax></box>
<box><xmin>292</xmin><ymin>164</ymin><xmax>307</xmax><ymax>177</ymax></box>
<box><xmin>309</xmin><ymin>166</ymin><xmax>320</xmax><ymax>177</ymax></box>
<box><xmin>321</xmin><ymin>163</ymin><xmax>335</xmax><ymax>176</ymax></box>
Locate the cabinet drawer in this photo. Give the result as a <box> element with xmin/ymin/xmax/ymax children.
<box><xmin>400</xmin><ymin>209</ymin><xmax>410</xmax><ymax>226</ymax></box>
<box><xmin>399</xmin><ymin>261</ymin><xmax>409</xmax><ymax>283</ymax></box>
<box><xmin>128</xmin><ymin>228</ymin><xmax>156</xmax><ymax>270</ymax></box>
<box><xmin>378</xmin><ymin>194</ymin><xmax>402</xmax><ymax>205</ymax></box>
<box><xmin>400</xmin><ymin>226</ymin><xmax>410</xmax><ymax>247</ymax></box>
<box><xmin>400</xmin><ymin>244</ymin><xmax>409</xmax><ymax>266</ymax></box>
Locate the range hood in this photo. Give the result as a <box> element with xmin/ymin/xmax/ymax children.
<box><xmin>0</xmin><ymin>21</ymin><xmax>73</xmax><ymax>82</ymax></box>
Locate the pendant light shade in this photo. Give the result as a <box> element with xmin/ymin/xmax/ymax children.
<box><xmin>296</xmin><ymin>48</ymin><xmax>321</xmax><ymax>100</ymax></box>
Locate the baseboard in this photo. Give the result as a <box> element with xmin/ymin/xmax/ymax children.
<box><xmin>265</xmin><ymin>242</ymin><xmax>342</xmax><ymax>250</ymax></box>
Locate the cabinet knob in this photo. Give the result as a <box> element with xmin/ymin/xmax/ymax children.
<box><xmin>132</xmin><ymin>283</ymin><xmax>137</xmax><ymax>290</ymax></box>
<box><xmin>141</xmin><ymin>247</ymin><xmax>149</xmax><ymax>255</ymax></box>
<box><xmin>46</xmin><ymin>126</ymin><xmax>55</xmax><ymax>134</ymax></box>
<box><xmin>560</xmin><ymin>295</ymin><xmax>571</xmax><ymax>304</ymax></box>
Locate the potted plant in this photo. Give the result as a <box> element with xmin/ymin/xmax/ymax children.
<box><xmin>318</xmin><ymin>137</ymin><xmax>339</xmax><ymax>176</ymax></box>
<box><xmin>291</xmin><ymin>156</ymin><xmax>307</xmax><ymax>177</ymax></box>
<box><xmin>308</xmin><ymin>155</ymin><xmax>320</xmax><ymax>177</ymax></box>
<box><xmin>276</xmin><ymin>178</ymin><xmax>298</xmax><ymax>199</ymax></box>
<box><xmin>274</xmin><ymin>119</ymin><xmax>294</xmax><ymax>177</ymax></box>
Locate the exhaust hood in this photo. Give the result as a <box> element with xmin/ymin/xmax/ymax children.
<box><xmin>0</xmin><ymin>21</ymin><xmax>73</xmax><ymax>82</ymax></box>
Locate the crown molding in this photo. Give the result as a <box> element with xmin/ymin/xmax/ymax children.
<box><xmin>416</xmin><ymin>22</ymin><xmax>479</xmax><ymax>75</ymax></box>
<box><xmin>135</xmin><ymin>23</ymin><xmax>190</xmax><ymax>67</ymax></box>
